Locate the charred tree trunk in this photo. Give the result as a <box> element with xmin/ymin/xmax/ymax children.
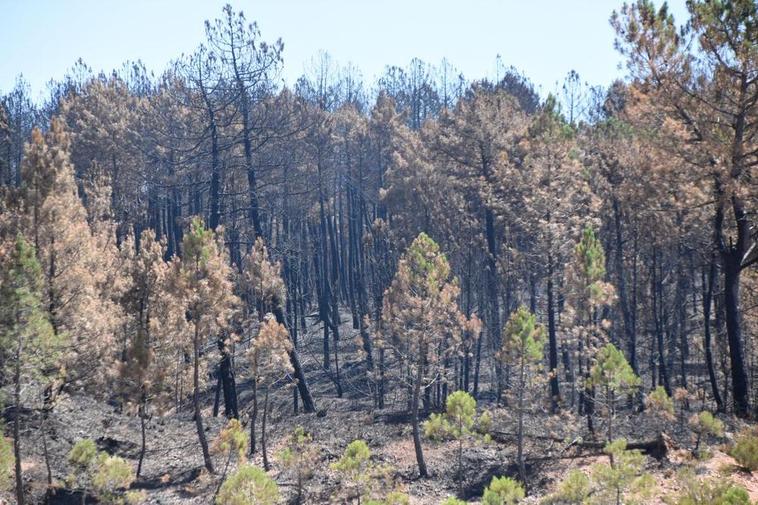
<box><xmin>193</xmin><ymin>325</ymin><xmax>214</xmax><ymax>473</ymax></box>
<box><xmin>547</xmin><ymin>251</ymin><xmax>560</xmax><ymax>412</ymax></box>
<box><xmin>272</xmin><ymin>306</ymin><xmax>316</xmax><ymax>413</ymax></box>
<box><xmin>702</xmin><ymin>256</ymin><xmax>725</xmax><ymax>413</ymax></box>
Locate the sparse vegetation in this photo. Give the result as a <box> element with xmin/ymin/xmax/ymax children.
<box><xmin>277</xmin><ymin>426</ymin><xmax>319</xmax><ymax>503</ymax></box>
<box><xmin>424</xmin><ymin>390</ymin><xmax>484</xmax><ymax>494</ymax></box>
<box><xmin>1</xmin><ymin>1</ymin><xmax>757</xmax><ymax>504</ymax></box>
<box><xmin>688</xmin><ymin>411</ymin><xmax>724</xmax><ymax>456</ymax></box>
<box><xmin>482</xmin><ymin>476</ymin><xmax>525</xmax><ymax>505</ymax></box>
<box><xmin>668</xmin><ymin>472</ymin><xmax>751</xmax><ymax>505</ymax></box>
<box><xmin>216</xmin><ymin>464</ymin><xmax>280</xmax><ymax>505</ymax></box>
<box><xmin>645</xmin><ymin>386</ymin><xmax>675</xmax><ymax>423</ymax></box>
<box><xmin>729</xmin><ymin>428</ymin><xmax>758</xmax><ymax>472</ymax></box>
<box><xmin>590</xmin><ymin>439</ymin><xmax>654</xmax><ymax>505</ymax></box>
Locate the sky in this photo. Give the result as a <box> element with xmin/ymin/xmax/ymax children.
<box><xmin>0</xmin><ymin>0</ymin><xmax>690</xmax><ymax>101</ymax></box>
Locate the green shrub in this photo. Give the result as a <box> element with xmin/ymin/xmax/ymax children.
<box><xmin>482</xmin><ymin>476</ymin><xmax>524</xmax><ymax>505</ymax></box>
<box><xmin>384</xmin><ymin>490</ymin><xmax>411</xmax><ymax>505</ymax></box>
<box><xmin>591</xmin><ymin>439</ymin><xmax>654</xmax><ymax>505</ymax></box>
<box><xmin>68</xmin><ymin>439</ymin><xmax>98</xmax><ymax>470</ymax></box>
<box><xmin>332</xmin><ymin>439</ymin><xmax>371</xmax><ymax>475</ymax></box>
<box><xmin>277</xmin><ymin>426</ymin><xmax>319</xmax><ymax>503</ymax></box>
<box><xmin>423</xmin><ymin>412</ymin><xmax>451</xmax><ymax>440</ymax></box>
<box><xmin>92</xmin><ymin>454</ymin><xmax>136</xmax><ymax>504</ymax></box>
<box><xmin>125</xmin><ymin>490</ymin><xmax>147</xmax><ymax>504</ymax></box>
<box><xmin>541</xmin><ymin>469</ymin><xmax>589</xmax><ymax>504</ymax></box>
<box><xmin>66</xmin><ymin>438</ymin><xmax>99</xmax><ymax>501</ymax></box>
<box><xmin>729</xmin><ymin>429</ymin><xmax>758</xmax><ymax>472</ymax></box>
<box><xmin>478</xmin><ymin>410</ymin><xmax>493</xmax><ymax>435</ymax></box>
<box><xmin>688</xmin><ymin>411</ymin><xmax>724</xmax><ymax>452</ymax></box>
<box><xmin>670</xmin><ymin>474</ymin><xmax>751</xmax><ymax>505</ymax></box>
<box><xmin>216</xmin><ymin>418</ymin><xmax>249</xmax><ymax>462</ymax></box>
<box><xmin>645</xmin><ymin>386</ymin><xmax>675</xmax><ymax>421</ymax></box>
<box><xmin>216</xmin><ymin>464</ymin><xmax>280</xmax><ymax>505</ymax></box>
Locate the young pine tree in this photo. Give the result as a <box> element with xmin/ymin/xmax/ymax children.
<box><xmin>500</xmin><ymin>305</ymin><xmax>546</xmax><ymax>484</ymax></box>
<box><xmin>423</xmin><ymin>390</ymin><xmax>480</xmax><ymax>495</ymax></box>
<box><xmin>212</xmin><ymin>419</ymin><xmax>248</xmax><ymax>498</ymax></box>
<box><xmin>381</xmin><ymin>233</ymin><xmax>465</xmax><ymax>478</ymax></box>
<box><xmin>241</xmin><ymin>237</ymin><xmax>315</xmax><ymax>414</ymax></box>
<box><xmin>174</xmin><ymin>217</ymin><xmax>240</xmax><ymax>473</ymax></box>
<box><xmin>216</xmin><ymin>465</ymin><xmax>280</xmax><ymax>505</ymax></box>
<box><xmin>331</xmin><ymin>439</ymin><xmax>383</xmax><ymax>504</ymax></box>
<box><xmin>590</xmin><ymin>439</ymin><xmax>654</xmax><ymax>505</ymax></box>
<box><xmin>119</xmin><ymin>230</ymin><xmax>181</xmax><ymax>477</ymax></box>
<box><xmin>247</xmin><ymin>313</ymin><xmax>292</xmax><ymax>470</ymax></box>
<box><xmin>277</xmin><ymin>427</ymin><xmax>319</xmax><ymax>504</ymax></box>
<box><xmin>0</xmin><ymin>235</ymin><xmax>59</xmax><ymax>505</ymax></box>
<box><xmin>588</xmin><ymin>343</ymin><xmax>640</xmax><ymax>445</ymax></box>
<box><xmin>570</xmin><ymin>225</ymin><xmax>615</xmax><ymax>436</ymax></box>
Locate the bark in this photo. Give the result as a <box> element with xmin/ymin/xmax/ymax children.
<box><xmin>193</xmin><ymin>325</ymin><xmax>214</xmax><ymax>473</ymax></box>
<box><xmin>516</xmin><ymin>356</ymin><xmax>526</xmax><ymax>484</ymax></box>
<box><xmin>411</xmin><ymin>355</ymin><xmax>428</xmax><ymax>478</ymax></box>
<box><xmin>702</xmin><ymin>257</ymin><xmax>724</xmax><ymax>413</ymax></box>
<box><xmin>137</xmin><ymin>397</ymin><xmax>147</xmax><ymax>477</ymax></box>
<box><xmin>484</xmin><ymin>208</ymin><xmax>501</xmax><ymax>398</ymax></box>
<box><xmin>547</xmin><ymin>252</ymin><xmax>560</xmax><ymax>412</ymax></box>
<box><xmin>272</xmin><ymin>306</ymin><xmax>316</xmax><ymax>413</ymax></box>
<box><xmin>218</xmin><ymin>338</ymin><xmax>239</xmax><ymax>419</ymax></box>
<box><xmin>714</xmin><ymin>182</ymin><xmax>751</xmax><ymax>416</ymax></box>
<box><xmin>613</xmin><ymin>198</ymin><xmax>637</xmax><ymax>375</ymax></box>
<box><xmin>262</xmin><ymin>387</ymin><xmax>270</xmax><ymax>471</ymax></box>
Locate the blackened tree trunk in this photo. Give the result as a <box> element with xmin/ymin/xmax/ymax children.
<box><xmin>715</xmin><ymin>190</ymin><xmax>751</xmax><ymax>417</ymax></box>
<box><xmin>272</xmin><ymin>306</ymin><xmax>316</xmax><ymax>413</ymax></box>
<box><xmin>198</xmin><ymin>74</ymin><xmax>221</xmax><ymax>231</ymax></box>
<box><xmin>218</xmin><ymin>338</ymin><xmax>238</xmax><ymax>419</ymax></box>
<box><xmin>613</xmin><ymin>198</ymin><xmax>637</xmax><ymax>375</ymax></box>
<box><xmin>411</xmin><ymin>349</ymin><xmax>428</xmax><ymax>478</ymax></box>
<box><xmin>547</xmin><ymin>252</ymin><xmax>560</xmax><ymax>412</ymax></box>
<box><xmin>484</xmin><ymin>208</ymin><xmax>501</xmax><ymax>398</ymax></box>
<box><xmin>193</xmin><ymin>325</ymin><xmax>214</xmax><ymax>473</ymax></box>
<box><xmin>702</xmin><ymin>256</ymin><xmax>724</xmax><ymax>413</ymax></box>
<box><xmin>136</xmin><ymin>394</ymin><xmax>148</xmax><ymax>477</ymax></box>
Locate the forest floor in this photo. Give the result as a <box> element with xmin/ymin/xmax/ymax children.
<box><xmin>9</xmin><ymin>312</ymin><xmax>758</xmax><ymax>504</ymax></box>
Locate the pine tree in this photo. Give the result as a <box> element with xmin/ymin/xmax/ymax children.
<box><xmin>588</xmin><ymin>343</ymin><xmax>640</xmax><ymax>445</ymax></box>
<box><xmin>119</xmin><ymin>230</ymin><xmax>183</xmax><ymax>477</ymax></box>
<box><xmin>0</xmin><ymin>235</ymin><xmax>59</xmax><ymax>505</ymax></box>
<box><xmin>590</xmin><ymin>439</ymin><xmax>654</xmax><ymax>505</ymax></box>
<box><xmin>212</xmin><ymin>419</ymin><xmax>248</xmax><ymax>498</ymax></box>
<box><xmin>570</xmin><ymin>225</ymin><xmax>615</xmax><ymax>436</ymax></box>
<box><xmin>612</xmin><ymin>0</ymin><xmax>758</xmax><ymax>418</ymax></box>
<box><xmin>500</xmin><ymin>306</ymin><xmax>546</xmax><ymax>485</ymax></box>
<box><xmin>277</xmin><ymin>427</ymin><xmax>319</xmax><ymax>504</ymax></box>
<box><xmin>241</xmin><ymin>237</ymin><xmax>316</xmax><ymax>414</ymax></box>
<box><xmin>216</xmin><ymin>464</ymin><xmax>280</xmax><ymax>505</ymax></box>
<box><xmin>381</xmin><ymin>233</ymin><xmax>464</xmax><ymax>477</ymax></box>
<box><xmin>246</xmin><ymin>313</ymin><xmax>292</xmax><ymax>470</ymax></box>
<box><xmin>174</xmin><ymin>217</ymin><xmax>240</xmax><ymax>473</ymax></box>
<box><xmin>19</xmin><ymin>119</ymin><xmax>123</xmax><ymax>391</ymax></box>
<box><xmin>423</xmin><ymin>390</ymin><xmax>484</xmax><ymax>495</ymax></box>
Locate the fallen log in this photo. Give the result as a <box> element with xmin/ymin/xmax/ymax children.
<box><xmin>490</xmin><ymin>431</ymin><xmax>673</xmax><ymax>460</ymax></box>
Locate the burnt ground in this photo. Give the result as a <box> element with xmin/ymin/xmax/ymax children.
<box><xmin>6</xmin><ymin>313</ymin><xmax>758</xmax><ymax>504</ymax></box>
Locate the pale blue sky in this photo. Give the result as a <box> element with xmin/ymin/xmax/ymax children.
<box><xmin>1</xmin><ymin>0</ymin><xmax>689</xmax><ymax>100</ymax></box>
